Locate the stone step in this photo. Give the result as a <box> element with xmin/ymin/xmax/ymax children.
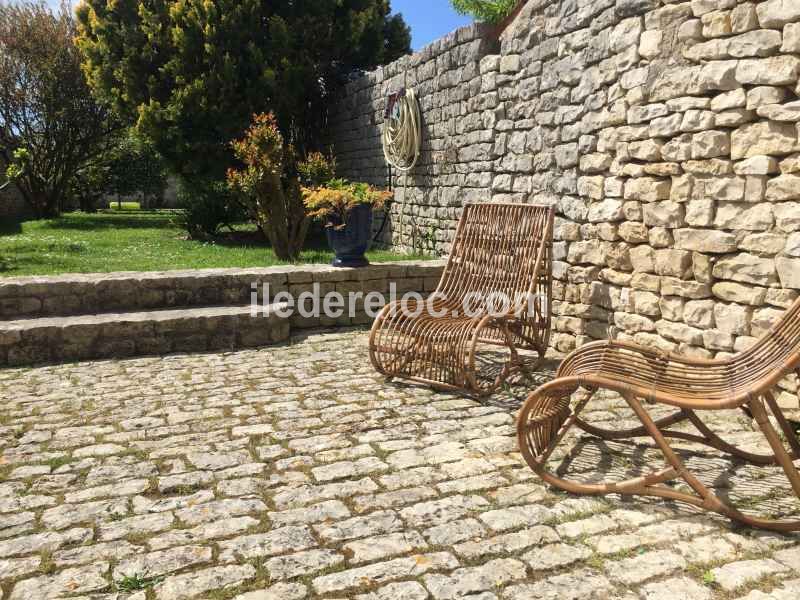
<box><xmin>0</xmin><ymin>262</ymin><xmax>443</xmax><ymax>320</ymax></box>
<box><xmin>0</xmin><ymin>304</ymin><xmax>291</xmax><ymax>367</ymax></box>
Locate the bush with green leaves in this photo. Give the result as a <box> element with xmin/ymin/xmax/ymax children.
<box><xmin>226</xmin><ymin>113</ymin><xmax>335</xmax><ymax>260</ymax></box>
<box><xmin>107</xmin><ymin>134</ymin><xmax>168</xmax><ymax>208</ymax></box>
<box><xmin>302</xmin><ymin>179</ymin><xmax>391</xmax><ymax>230</ymax></box>
<box><xmin>178</xmin><ymin>180</ymin><xmax>242</xmax><ymax>241</ymax></box>
<box><xmin>451</xmin><ymin>0</ymin><xmax>518</xmax><ymax>23</ymax></box>
<box><xmin>70</xmin><ymin>131</ymin><xmax>168</xmax><ymax>212</ymax></box>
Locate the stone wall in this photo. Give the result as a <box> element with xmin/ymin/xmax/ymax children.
<box><xmin>0</xmin><ymin>262</ymin><xmax>444</xmax><ymax>320</ymax></box>
<box><xmin>0</xmin><ymin>181</ymin><xmax>30</xmax><ymax>221</ymax></box>
<box><xmin>331</xmin><ymin>23</ymin><xmax>501</xmax><ymax>255</ymax></box>
<box><xmin>0</xmin><ymin>262</ymin><xmax>445</xmax><ymax>366</ymax></box>
<box><xmin>332</xmin><ymin>0</ymin><xmax>800</xmax><ymax>407</ymax></box>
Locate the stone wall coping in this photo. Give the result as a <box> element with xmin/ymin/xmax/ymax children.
<box><xmin>2</xmin><ymin>302</ymin><xmax>293</xmax><ymax>330</ymax></box>
<box><xmin>0</xmin><ymin>260</ymin><xmax>446</xmax><ymax>291</ymax></box>
<box><xmin>343</xmin><ymin>22</ymin><xmax>495</xmax><ymax>94</ymax></box>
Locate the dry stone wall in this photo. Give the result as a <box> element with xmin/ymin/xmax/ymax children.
<box><xmin>0</xmin><ymin>181</ymin><xmax>29</xmax><ymax>221</ymax></box>
<box><xmin>332</xmin><ymin>0</ymin><xmax>800</xmax><ymax>407</ymax></box>
<box><xmin>331</xmin><ymin>23</ymin><xmax>500</xmax><ymax>255</ymax></box>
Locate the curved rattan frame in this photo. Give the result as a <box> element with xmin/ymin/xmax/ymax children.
<box><xmin>518</xmin><ymin>298</ymin><xmax>800</xmax><ymax>532</ymax></box>
<box><xmin>370</xmin><ymin>202</ymin><xmax>554</xmax><ymax>396</ymax></box>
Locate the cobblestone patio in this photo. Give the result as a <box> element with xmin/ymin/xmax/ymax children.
<box><xmin>1</xmin><ymin>328</ymin><xmax>799</xmax><ymax>600</ymax></box>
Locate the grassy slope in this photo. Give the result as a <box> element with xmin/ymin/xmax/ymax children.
<box><xmin>0</xmin><ymin>210</ymin><xmax>425</xmax><ymax>277</ymax></box>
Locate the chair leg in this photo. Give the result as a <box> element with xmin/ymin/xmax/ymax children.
<box><xmin>682</xmin><ymin>410</ymin><xmax>781</xmax><ymax>466</ymax></box>
<box><xmin>750</xmin><ymin>397</ymin><xmax>800</xmax><ymax>499</ymax></box>
<box><xmin>622</xmin><ymin>394</ymin><xmax>800</xmax><ymax>532</ymax></box>
<box><xmin>763</xmin><ymin>392</ymin><xmax>800</xmax><ymax>460</ymax></box>
<box><xmin>576</xmin><ymin>406</ymin><xmax>783</xmax><ymax>466</ymax></box>
<box><xmin>518</xmin><ymin>385</ymin><xmax>800</xmax><ymax>532</ymax></box>
<box><xmin>465</xmin><ymin>319</ymin><xmax>540</xmax><ymax>397</ymax></box>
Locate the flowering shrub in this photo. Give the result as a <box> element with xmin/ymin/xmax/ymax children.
<box><xmin>302</xmin><ymin>179</ymin><xmax>391</xmax><ymax>230</ymax></box>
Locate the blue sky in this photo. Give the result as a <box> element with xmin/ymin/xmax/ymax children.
<box><xmin>392</xmin><ymin>0</ymin><xmax>472</xmax><ymax>50</ymax></box>
<box><xmin>48</xmin><ymin>0</ymin><xmax>470</xmax><ymax>51</ymax></box>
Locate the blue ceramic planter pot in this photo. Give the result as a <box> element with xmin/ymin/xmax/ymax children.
<box><xmin>326</xmin><ymin>203</ymin><xmax>373</xmax><ymax>268</ymax></box>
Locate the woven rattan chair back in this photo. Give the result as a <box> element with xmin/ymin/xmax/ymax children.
<box><xmin>370</xmin><ymin>202</ymin><xmax>554</xmax><ymax>396</ymax></box>
<box><xmin>728</xmin><ymin>298</ymin><xmax>800</xmax><ymax>397</ymax></box>
<box><xmin>437</xmin><ymin>202</ymin><xmax>553</xmax><ymax>350</ymax></box>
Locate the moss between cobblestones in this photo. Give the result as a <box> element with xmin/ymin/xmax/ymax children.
<box><xmin>115</xmin><ymin>572</ymin><xmax>165</xmax><ymax>592</ymax></box>
<box><xmin>1</xmin><ymin>330</ymin><xmax>799</xmax><ymax>599</ymax></box>
<box><xmin>37</xmin><ymin>550</ymin><xmax>55</xmax><ymax>575</ymax></box>
<box><xmin>716</xmin><ymin>573</ymin><xmax>786</xmax><ymax>600</ymax></box>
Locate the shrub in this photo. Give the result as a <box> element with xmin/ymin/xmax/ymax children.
<box><xmin>226</xmin><ymin>113</ymin><xmax>334</xmax><ymax>260</ymax></box>
<box><xmin>178</xmin><ymin>181</ymin><xmax>240</xmax><ymax>240</ymax></box>
<box><xmin>298</xmin><ymin>152</ymin><xmax>337</xmax><ymax>187</ymax></box>
<box><xmin>451</xmin><ymin>0</ymin><xmax>518</xmax><ymax>23</ymax></box>
<box><xmin>106</xmin><ymin>133</ymin><xmax>168</xmax><ymax>209</ymax></box>
<box><xmin>302</xmin><ymin>179</ymin><xmax>391</xmax><ymax>229</ymax></box>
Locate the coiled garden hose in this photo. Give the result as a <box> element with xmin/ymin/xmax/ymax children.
<box><xmin>382</xmin><ymin>88</ymin><xmax>421</xmax><ymax>173</ymax></box>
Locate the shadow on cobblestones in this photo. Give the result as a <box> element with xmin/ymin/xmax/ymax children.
<box><xmin>0</xmin><ymin>328</ymin><xmax>799</xmax><ymax>600</ymax></box>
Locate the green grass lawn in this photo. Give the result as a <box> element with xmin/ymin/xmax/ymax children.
<box><xmin>107</xmin><ymin>201</ymin><xmax>142</xmax><ymax>210</ymax></box>
<box><xmin>0</xmin><ymin>210</ymin><xmax>427</xmax><ymax>277</ymax></box>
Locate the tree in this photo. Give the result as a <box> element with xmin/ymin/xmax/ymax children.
<box><xmin>451</xmin><ymin>0</ymin><xmax>518</xmax><ymax>23</ymax></box>
<box><xmin>69</xmin><ymin>131</ymin><xmax>168</xmax><ymax>212</ymax></box>
<box><xmin>226</xmin><ymin>113</ymin><xmax>334</xmax><ymax>260</ymax></box>
<box><xmin>0</xmin><ymin>1</ymin><xmax>119</xmax><ymax>218</ymax></box>
<box><xmin>76</xmin><ymin>0</ymin><xmax>411</xmax><ymax>182</ymax></box>
<box><xmin>106</xmin><ymin>133</ymin><xmax>168</xmax><ymax>209</ymax></box>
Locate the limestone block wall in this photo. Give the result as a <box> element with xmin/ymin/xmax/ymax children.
<box><xmin>332</xmin><ymin>0</ymin><xmax>800</xmax><ymax>407</ymax></box>
<box><xmin>330</xmin><ymin>23</ymin><xmax>501</xmax><ymax>255</ymax></box>
<box><xmin>0</xmin><ymin>181</ymin><xmax>29</xmax><ymax>221</ymax></box>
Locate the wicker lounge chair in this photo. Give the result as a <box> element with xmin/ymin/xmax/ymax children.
<box><xmin>518</xmin><ymin>297</ymin><xmax>800</xmax><ymax>532</ymax></box>
<box><xmin>369</xmin><ymin>202</ymin><xmax>554</xmax><ymax>396</ymax></box>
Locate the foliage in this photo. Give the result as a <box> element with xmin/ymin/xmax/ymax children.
<box><xmin>76</xmin><ymin>0</ymin><xmax>411</xmax><ymax>181</ymax></box>
<box><xmin>178</xmin><ymin>180</ymin><xmax>241</xmax><ymax>240</ymax></box>
<box><xmin>298</xmin><ymin>153</ymin><xmax>337</xmax><ymax>188</ymax></box>
<box><xmin>69</xmin><ymin>131</ymin><xmax>168</xmax><ymax>212</ymax></box>
<box><xmin>4</xmin><ymin>148</ymin><xmax>29</xmax><ymax>182</ymax></box>
<box><xmin>68</xmin><ymin>159</ymin><xmax>109</xmax><ymax>213</ymax></box>
<box><xmin>226</xmin><ymin>113</ymin><xmax>335</xmax><ymax>260</ymax></box>
<box><xmin>0</xmin><ymin>210</ymin><xmax>425</xmax><ymax>277</ymax></box>
<box><xmin>107</xmin><ymin>202</ymin><xmax>141</xmax><ymax>211</ymax></box>
<box><xmin>0</xmin><ymin>1</ymin><xmax>119</xmax><ymax>218</ymax></box>
<box><xmin>116</xmin><ymin>574</ymin><xmax>165</xmax><ymax>593</ymax></box>
<box><xmin>451</xmin><ymin>0</ymin><xmax>518</xmax><ymax>22</ymax></box>
<box><xmin>106</xmin><ymin>133</ymin><xmax>168</xmax><ymax>207</ymax></box>
<box><xmin>702</xmin><ymin>570</ymin><xmax>717</xmax><ymax>587</ymax></box>
<box><xmin>303</xmin><ymin>179</ymin><xmax>391</xmax><ymax>230</ymax></box>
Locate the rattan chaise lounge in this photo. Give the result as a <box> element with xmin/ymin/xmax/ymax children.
<box><xmin>518</xmin><ymin>297</ymin><xmax>800</xmax><ymax>531</ymax></box>
<box><xmin>370</xmin><ymin>202</ymin><xmax>554</xmax><ymax>396</ymax></box>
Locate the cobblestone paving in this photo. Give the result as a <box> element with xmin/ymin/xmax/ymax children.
<box><xmin>1</xmin><ymin>329</ymin><xmax>799</xmax><ymax>600</ymax></box>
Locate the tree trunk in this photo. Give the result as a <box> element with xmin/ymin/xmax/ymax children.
<box><xmin>260</xmin><ymin>173</ymin><xmax>293</xmax><ymax>261</ymax></box>
<box><xmin>286</xmin><ymin>179</ymin><xmax>310</xmax><ymax>260</ymax></box>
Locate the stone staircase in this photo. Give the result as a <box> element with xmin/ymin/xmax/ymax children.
<box><xmin>0</xmin><ymin>262</ymin><xmax>444</xmax><ymax>367</ymax></box>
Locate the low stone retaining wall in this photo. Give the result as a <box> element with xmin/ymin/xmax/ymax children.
<box><xmin>0</xmin><ymin>305</ymin><xmax>292</xmax><ymax>367</ymax></box>
<box><xmin>0</xmin><ymin>261</ymin><xmax>445</xmax><ymax>366</ymax></box>
<box><xmin>0</xmin><ymin>262</ymin><xmax>444</xmax><ymax>320</ymax></box>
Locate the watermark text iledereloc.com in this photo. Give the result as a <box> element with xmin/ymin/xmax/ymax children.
<box><xmin>251</xmin><ymin>282</ymin><xmax>548</xmax><ymax>320</ymax></box>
